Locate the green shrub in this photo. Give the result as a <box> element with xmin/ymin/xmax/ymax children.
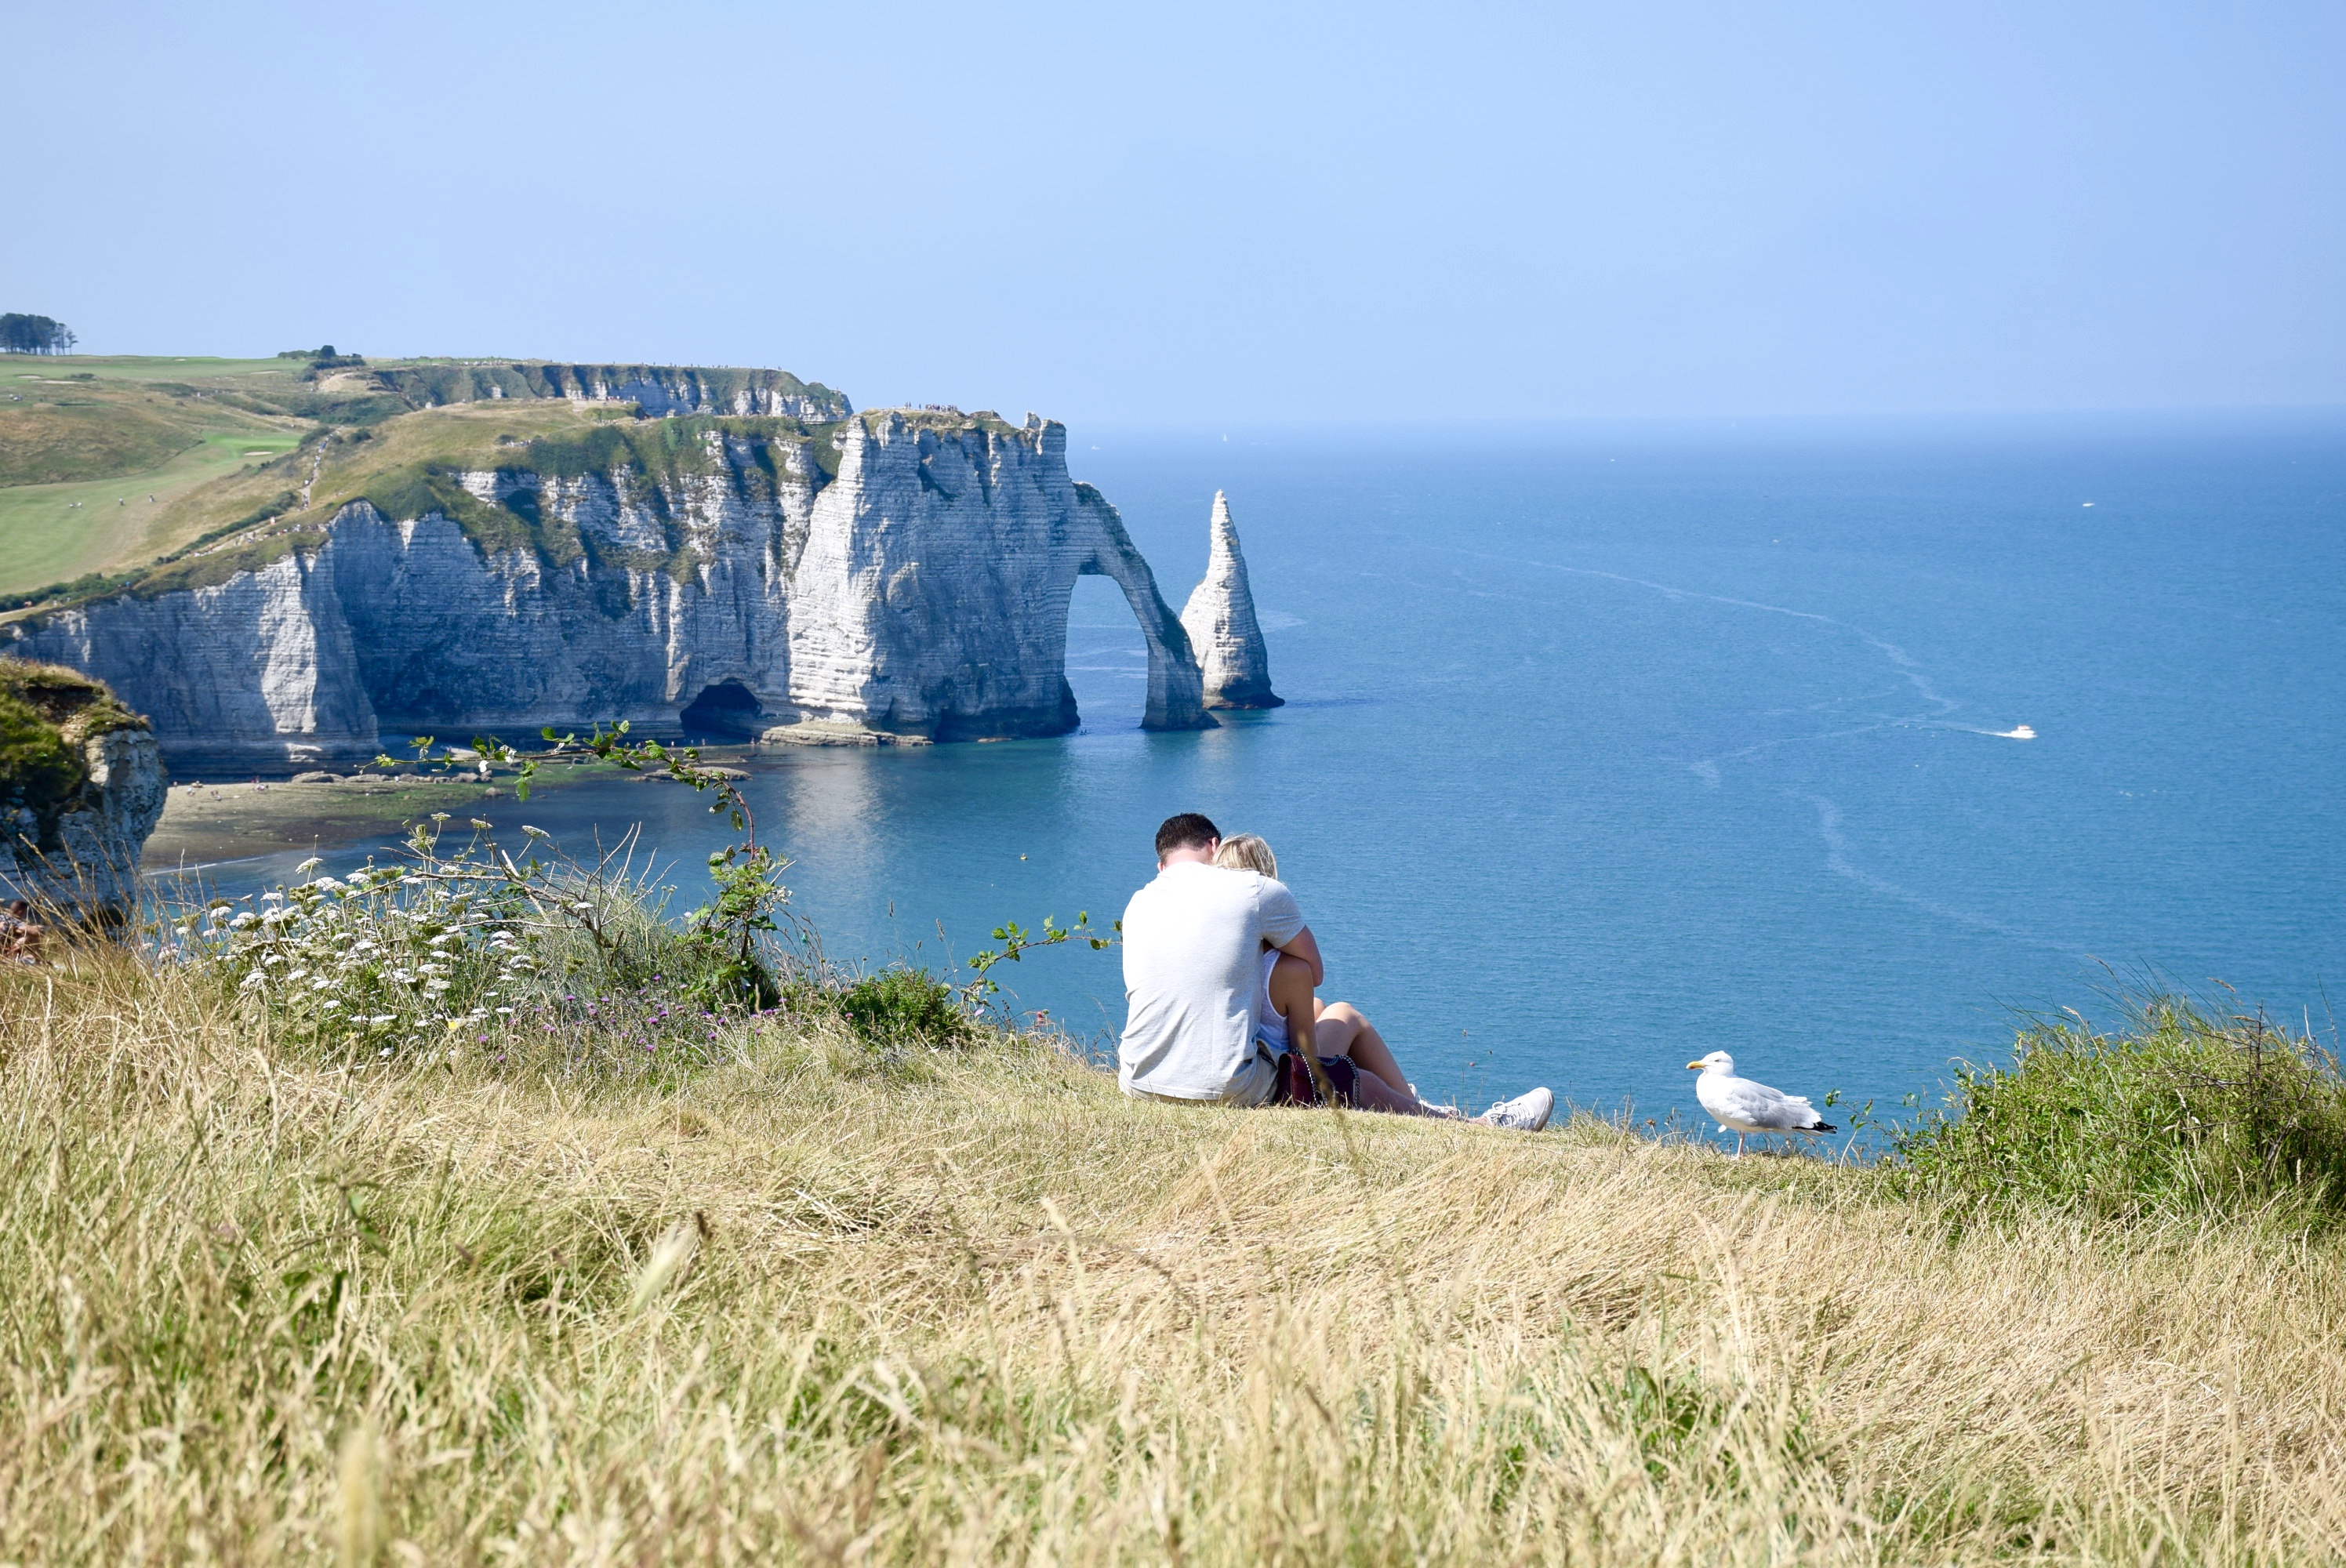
<box><xmin>1891</xmin><ymin>996</ymin><xmax>2346</xmax><ymax>1225</ymax></box>
<box><xmin>833</xmin><ymin>966</ymin><xmax>971</xmax><ymax>1051</ymax></box>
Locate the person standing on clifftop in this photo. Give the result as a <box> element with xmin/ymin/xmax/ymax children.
<box><xmin>1117</xmin><ymin>812</ymin><xmax>1553</xmax><ymax>1127</ymax></box>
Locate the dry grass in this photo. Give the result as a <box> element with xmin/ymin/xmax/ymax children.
<box><xmin>6</xmin><ymin>951</ymin><xmax>2346</xmax><ymax>1564</ymax></box>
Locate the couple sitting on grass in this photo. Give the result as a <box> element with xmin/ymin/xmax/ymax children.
<box><xmin>1117</xmin><ymin>813</ymin><xmax>1555</xmax><ymax>1130</ymax></box>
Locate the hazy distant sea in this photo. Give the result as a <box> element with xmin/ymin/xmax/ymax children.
<box><xmin>183</xmin><ymin>411</ymin><xmax>2346</xmax><ymax>1134</ymax></box>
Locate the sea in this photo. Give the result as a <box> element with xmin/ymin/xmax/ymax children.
<box><xmin>174</xmin><ymin>410</ymin><xmax>2346</xmax><ymax>1136</ymax></box>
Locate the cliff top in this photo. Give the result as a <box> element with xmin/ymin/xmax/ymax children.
<box><xmin>5</xmin><ymin>909</ymin><xmax>2336</xmax><ymax>1559</ymax></box>
<box><xmin>0</xmin><ymin>657</ymin><xmax>145</xmax><ymax>820</ymax></box>
<box><xmin>848</xmin><ymin>406</ymin><xmax>1033</xmax><ymax>441</ymax></box>
<box><xmin>1</xmin><ymin>355</ymin><xmax>850</xmax><ymax>611</ymax></box>
<box><xmin>0</xmin><ymin>657</ymin><xmax>142</xmax><ymax>731</ymax></box>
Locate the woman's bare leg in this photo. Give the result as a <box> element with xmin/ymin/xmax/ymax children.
<box><xmin>1269</xmin><ymin>960</ymin><xmax>1437</xmax><ymax>1116</ymax></box>
<box><xmin>1311</xmin><ymin>1002</ymin><xmax>1425</xmax><ymax>1108</ymax></box>
<box><xmin>1345</xmin><ymin>1064</ymin><xmax>1422</xmax><ymax>1114</ymax></box>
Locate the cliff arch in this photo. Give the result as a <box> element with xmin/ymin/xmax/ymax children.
<box><xmin>1063</xmin><ymin>484</ymin><xmax>1211</xmax><ymax>732</ymax></box>
<box><xmin>781</xmin><ymin>413</ymin><xmax>1212</xmax><ymax>741</ymax></box>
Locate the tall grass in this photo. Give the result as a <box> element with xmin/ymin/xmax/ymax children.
<box><xmin>8</xmin><ymin>948</ymin><xmax>2346</xmax><ymax>1562</ymax></box>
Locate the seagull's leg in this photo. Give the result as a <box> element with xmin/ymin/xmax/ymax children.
<box><xmin>1733</xmin><ymin>1131</ymin><xmax>1745</xmax><ymax>1159</ymax></box>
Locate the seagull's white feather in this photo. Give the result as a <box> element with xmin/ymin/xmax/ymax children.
<box><xmin>1688</xmin><ymin>1051</ymin><xmax>1834</xmax><ymax>1136</ymax></box>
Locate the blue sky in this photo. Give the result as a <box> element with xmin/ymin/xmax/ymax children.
<box><xmin>10</xmin><ymin>1</ymin><xmax>2341</xmax><ymax>423</ymax></box>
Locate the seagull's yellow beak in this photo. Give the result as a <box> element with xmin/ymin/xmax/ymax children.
<box><xmin>1685</xmin><ymin>1060</ymin><xmax>1705</xmax><ymax>1070</ymax></box>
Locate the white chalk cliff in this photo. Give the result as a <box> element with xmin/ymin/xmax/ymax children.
<box><xmin>1179</xmin><ymin>492</ymin><xmax>1282</xmax><ymax>710</ymax></box>
<box><xmin>4</xmin><ymin>408</ymin><xmax>1243</xmax><ymax>761</ymax></box>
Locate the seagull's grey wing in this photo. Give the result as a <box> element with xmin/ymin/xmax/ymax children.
<box><xmin>1716</xmin><ymin>1076</ymin><xmax>1831</xmax><ymax>1131</ymax></box>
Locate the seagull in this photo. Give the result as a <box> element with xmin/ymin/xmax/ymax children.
<box><xmin>1687</xmin><ymin>1051</ymin><xmax>1836</xmax><ymax>1157</ymax></box>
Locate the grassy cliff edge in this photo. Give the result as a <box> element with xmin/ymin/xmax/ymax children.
<box><xmin>5</xmin><ymin>938</ymin><xmax>2345</xmax><ymax>1561</ymax></box>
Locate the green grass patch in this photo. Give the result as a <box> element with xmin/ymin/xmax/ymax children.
<box><xmin>830</xmin><ymin>966</ymin><xmax>973</xmax><ymax>1053</ymax></box>
<box><xmin>0</xmin><ymin>397</ymin><xmax>201</xmax><ymax>486</ymax></box>
<box><xmin>0</xmin><ymin>430</ymin><xmax>308</xmax><ymax>597</ymax></box>
<box><xmin>1890</xmin><ymin>995</ymin><xmax>2346</xmax><ymax>1225</ymax></box>
<box><xmin>0</xmin><ymin>658</ymin><xmax>142</xmax><ymax>845</ymax></box>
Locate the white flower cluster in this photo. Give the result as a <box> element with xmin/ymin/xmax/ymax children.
<box><xmin>183</xmin><ymin>850</ymin><xmax>547</xmax><ymax>1056</ymax></box>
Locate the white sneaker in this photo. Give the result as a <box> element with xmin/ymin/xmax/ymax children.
<box><xmin>1476</xmin><ymin>1087</ymin><xmax>1555</xmax><ymax>1132</ymax></box>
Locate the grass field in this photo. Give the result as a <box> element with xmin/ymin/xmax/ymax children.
<box><xmin>0</xmin><ymin>426</ymin><xmax>307</xmax><ymax>590</ymax></box>
<box><xmin>0</xmin><ymin>357</ymin><xmax>314</xmax><ymax>593</ymax></box>
<box><xmin>5</xmin><ymin>941</ymin><xmax>2346</xmax><ymax>1563</ymax></box>
<box><xmin>2</xmin><ymin>354</ymin><xmax>300</xmax><ymax>383</ymax></box>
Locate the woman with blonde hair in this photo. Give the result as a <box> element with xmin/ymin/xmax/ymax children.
<box><xmin>1211</xmin><ymin>834</ymin><xmax>1552</xmax><ymax>1128</ymax></box>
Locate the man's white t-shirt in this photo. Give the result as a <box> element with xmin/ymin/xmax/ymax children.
<box><xmin>1118</xmin><ymin>862</ymin><xmax>1306</xmax><ymax>1100</ymax></box>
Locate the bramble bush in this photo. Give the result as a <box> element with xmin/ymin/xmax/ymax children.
<box><xmin>833</xmin><ymin>966</ymin><xmax>972</xmax><ymax>1052</ymax></box>
<box><xmin>1887</xmin><ymin>994</ymin><xmax>2346</xmax><ymax>1225</ymax></box>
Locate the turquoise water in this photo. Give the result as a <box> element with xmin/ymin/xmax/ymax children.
<box><xmin>187</xmin><ymin>412</ymin><xmax>2346</xmax><ymax>1132</ymax></box>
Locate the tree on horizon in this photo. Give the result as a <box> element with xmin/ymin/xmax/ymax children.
<box><xmin>0</xmin><ymin>314</ymin><xmax>77</xmax><ymax>355</ymax></box>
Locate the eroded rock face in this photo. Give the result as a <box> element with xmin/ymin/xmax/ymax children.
<box><xmin>1180</xmin><ymin>492</ymin><xmax>1282</xmax><ymax>710</ymax></box>
<box><xmin>786</xmin><ymin>413</ymin><xmax>1209</xmax><ymax>739</ymax></box>
<box><xmin>0</xmin><ymin>669</ymin><xmax>168</xmax><ymax>914</ymax></box>
<box><xmin>3</xmin><ymin>414</ymin><xmax>1216</xmax><ymax>760</ymax></box>
<box><xmin>12</xmin><ymin>553</ymin><xmax>377</xmax><ymax>764</ymax></box>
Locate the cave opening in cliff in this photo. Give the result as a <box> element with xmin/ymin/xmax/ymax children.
<box><xmin>678</xmin><ymin>680</ymin><xmax>764</xmax><ymax>739</ymax></box>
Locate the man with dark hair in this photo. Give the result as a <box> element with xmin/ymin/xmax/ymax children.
<box><xmin>1119</xmin><ymin>813</ymin><xmax>1323</xmax><ymax>1105</ymax></box>
<box><xmin>1153</xmin><ymin>811</ymin><xmax>1221</xmax><ymax>861</ymax></box>
<box><xmin>1119</xmin><ymin>813</ymin><xmax>1555</xmax><ymax>1126</ymax></box>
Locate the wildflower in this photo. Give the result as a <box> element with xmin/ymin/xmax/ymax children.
<box><xmin>296</xmin><ymin>857</ymin><xmax>322</xmax><ymax>875</ymax></box>
<box><xmin>521</xmin><ymin>825</ymin><xmax>549</xmax><ymax>838</ymax></box>
<box><xmin>366</xmin><ymin>1014</ymin><xmax>396</xmax><ymax>1026</ymax></box>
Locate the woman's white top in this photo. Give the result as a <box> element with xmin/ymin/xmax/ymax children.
<box><xmin>1253</xmin><ymin>949</ymin><xmax>1288</xmax><ymax>1049</ymax></box>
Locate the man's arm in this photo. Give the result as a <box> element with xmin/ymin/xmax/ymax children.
<box><xmin>1276</xmin><ymin>925</ymin><xmax>1324</xmax><ymax>987</ymax></box>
